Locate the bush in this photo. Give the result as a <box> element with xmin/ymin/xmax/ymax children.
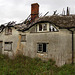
<box><xmin>0</xmin><ymin>54</ymin><xmax>75</xmax><ymax>75</ymax></box>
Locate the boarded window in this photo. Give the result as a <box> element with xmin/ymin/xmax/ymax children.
<box><xmin>5</xmin><ymin>28</ymin><xmax>12</xmax><ymax>35</ymax></box>
<box><xmin>21</xmin><ymin>35</ymin><xmax>26</xmax><ymax>42</ymax></box>
<box><xmin>37</xmin><ymin>43</ymin><xmax>47</xmax><ymax>53</ymax></box>
<box><xmin>4</xmin><ymin>42</ymin><xmax>12</xmax><ymax>51</ymax></box>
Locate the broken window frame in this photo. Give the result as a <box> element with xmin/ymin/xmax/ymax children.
<box><xmin>49</xmin><ymin>24</ymin><xmax>58</xmax><ymax>32</ymax></box>
<box><xmin>39</xmin><ymin>24</ymin><xmax>42</xmax><ymax>31</ymax></box>
<box><xmin>37</xmin><ymin>43</ymin><xmax>47</xmax><ymax>53</ymax></box>
<box><xmin>39</xmin><ymin>23</ymin><xmax>47</xmax><ymax>31</ymax></box>
<box><xmin>4</xmin><ymin>42</ymin><xmax>12</xmax><ymax>51</ymax></box>
<box><xmin>43</xmin><ymin>24</ymin><xmax>47</xmax><ymax>31</ymax></box>
<box><xmin>21</xmin><ymin>35</ymin><xmax>26</xmax><ymax>42</ymax></box>
<box><xmin>5</xmin><ymin>27</ymin><xmax>12</xmax><ymax>35</ymax></box>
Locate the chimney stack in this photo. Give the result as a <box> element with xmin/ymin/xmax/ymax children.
<box><xmin>66</xmin><ymin>7</ymin><xmax>70</xmax><ymax>16</ymax></box>
<box><xmin>31</xmin><ymin>3</ymin><xmax>39</xmax><ymax>22</ymax></box>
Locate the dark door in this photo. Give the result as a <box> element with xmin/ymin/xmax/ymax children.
<box><xmin>0</xmin><ymin>41</ymin><xmax>2</xmax><ymax>53</ymax></box>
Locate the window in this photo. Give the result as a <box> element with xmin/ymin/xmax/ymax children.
<box><xmin>4</xmin><ymin>42</ymin><xmax>12</xmax><ymax>51</ymax></box>
<box><xmin>43</xmin><ymin>24</ymin><xmax>47</xmax><ymax>31</ymax></box>
<box><xmin>49</xmin><ymin>25</ymin><xmax>58</xmax><ymax>32</ymax></box>
<box><xmin>39</xmin><ymin>23</ymin><xmax>47</xmax><ymax>31</ymax></box>
<box><xmin>39</xmin><ymin>24</ymin><xmax>42</xmax><ymax>31</ymax></box>
<box><xmin>21</xmin><ymin>35</ymin><xmax>26</xmax><ymax>42</ymax></box>
<box><xmin>5</xmin><ymin>27</ymin><xmax>12</xmax><ymax>35</ymax></box>
<box><xmin>37</xmin><ymin>43</ymin><xmax>47</xmax><ymax>53</ymax></box>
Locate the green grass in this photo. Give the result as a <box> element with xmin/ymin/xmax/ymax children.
<box><xmin>0</xmin><ymin>54</ymin><xmax>75</xmax><ymax>75</ymax></box>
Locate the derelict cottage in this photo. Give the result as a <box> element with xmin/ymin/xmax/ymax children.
<box><xmin>0</xmin><ymin>3</ymin><xmax>75</xmax><ymax>66</ymax></box>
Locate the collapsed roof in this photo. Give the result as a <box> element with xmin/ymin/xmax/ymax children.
<box><xmin>0</xmin><ymin>15</ymin><xmax>75</xmax><ymax>32</ymax></box>
<box><xmin>0</xmin><ymin>3</ymin><xmax>75</xmax><ymax>32</ymax></box>
<box><xmin>20</xmin><ymin>15</ymin><xmax>75</xmax><ymax>31</ymax></box>
<box><xmin>36</xmin><ymin>15</ymin><xmax>75</xmax><ymax>28</ymax></box>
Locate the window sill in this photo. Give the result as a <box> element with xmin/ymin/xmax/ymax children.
<box><xmin>37</xmin><ymin>52</ymin><xmax>47</xmax><ymax>54</ymax></box>
<box><xmin>21</xmin><ymin>41</ymin><xmax>26</xmax><ymax>42</ymax></box>
<box><xmin>37</xmin><ymin>52</ymin><xmax>48</xmax><ymax>55</ymax></box>
<box><xmin>38</xmin><ymin>31</ymin><xmax>49</xmax><ymax>32</ymax></box>
<box><xmin>4</xmin><ymin>49</ymin><xmax>12</xmax><ymax>51</ymax></box>
<box><xmin>5</xmin><ymin>34</ymin><xmax>12</xmax><ymax>35</ymax></box>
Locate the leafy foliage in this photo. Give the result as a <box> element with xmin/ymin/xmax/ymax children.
<box><xmin>0</xmin><ymin>54</ymin><xmax>75</xmax><ymax>75</ymax></box>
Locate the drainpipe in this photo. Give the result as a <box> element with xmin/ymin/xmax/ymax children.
<box><xmin>68</xmin><ymin>29</ymin><xmax>74</xmax><ymax>64</ymax></box>
<box><xmin>72</xmin><ymin>31</ymin><xmax>74</xmax><ymax>64</ymax></box>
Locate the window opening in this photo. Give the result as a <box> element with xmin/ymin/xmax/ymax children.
<box><xmin>5</xmin><ymin>28</ymin><xmax>12</xmax><ymax>35</ymax></box>
<box><xmin>37</xmin><ymin>43</ymin><xmax>47</xmax><ymax>52</ymax></box>
<box><xmin>4</xmin><ymin>42</ymin><xmax>12</xmax><ymax>51</ymax></box>
<box><xmin>39</xmin><ymin>24</ymin><xmax>42</xmax><ymax>31</ymax></box>
<box><xmin>21</xmin><ymin>35</ymin><xmax>26</xmax><ymax>42</ymax></box>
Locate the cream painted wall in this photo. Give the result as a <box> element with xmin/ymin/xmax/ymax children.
<box><xmin>0</xmin><ymin>27</ymin><xmax>19</xmax><ymax>58</ymax></box>
<box><xmin>0</xmin><ymin>23</ymin><xmax>74</xmax><ymax>67</ymax></box>
<box><xmin>74</xmin><ymin>31</ymin><xmax>75</xmax><ymax>63</ymax></box>
<box><xmin>24</xmin><ymin>27</ymin><xmax>72</xmax><ymax>67</ymax></box>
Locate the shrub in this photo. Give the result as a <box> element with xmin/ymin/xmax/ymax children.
<box><xmin>0</xmin><ymin>54</ymin><xmax>75</xmax><ymax>75</ymax></box>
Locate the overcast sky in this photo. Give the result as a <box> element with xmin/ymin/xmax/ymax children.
<box><xmin>0</xmin><ymin>0</ymin><xmax>75</xmax><ymax>24</ymax></box>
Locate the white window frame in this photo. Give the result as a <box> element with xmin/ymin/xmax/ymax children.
<box><xmin>49</xmin><ymin>24</ymin><xmax>58</xmax><ymax>32</ymax></box>
<box><xmin>43</xmin><ymin>24</ymin><xmax>47</xmax><ymax>31</ymax></box>
<box><xmin>39</xmin><ymin>23</ymin><xmax>47</xmax><ymax>31</ymax></box>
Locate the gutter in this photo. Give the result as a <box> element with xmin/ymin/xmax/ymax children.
<box><xmin>72</xmin><ymin>31</ymin><xmax>74</xmax><ymax>64</ymax></box>
<box><xmin>68</xmin><ymin>29</ymin><xmax>74</xmax><ymax>64</ymax></box>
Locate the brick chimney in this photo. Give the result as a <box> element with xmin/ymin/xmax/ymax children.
<box><xmin>31</xmin><ymin>3</ymin><xmax>39</xmax><ymax>22</ymax></box>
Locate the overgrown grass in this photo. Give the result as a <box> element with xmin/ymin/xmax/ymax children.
<box><xmin>0</xmin><ymin>54</ymin><xmax>75</xmax><ymax>75</ymax></box>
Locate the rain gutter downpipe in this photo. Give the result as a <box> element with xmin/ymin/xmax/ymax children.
<box><xmin>68</xmin><ymin>29</ymin><xmax>74</xmax><ymax>64</ymax></box>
